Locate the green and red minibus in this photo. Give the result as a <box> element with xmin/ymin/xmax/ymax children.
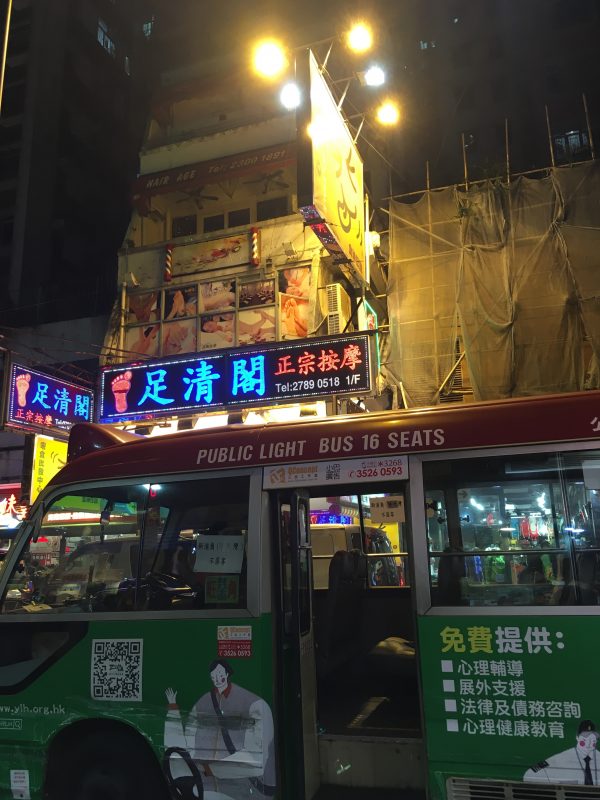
<box><xmin>2</xmin><ymin>390</ymin><xmax>600</xmax><ymax>799</ymax></box>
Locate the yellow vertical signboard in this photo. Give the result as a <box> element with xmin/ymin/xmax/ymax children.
<box><xmin>309</xmin><ymin>51</ymin><xmax>365</xmax><ymax>276</ymax></box>
<box><xmin>31</xmin><ymin>435</ymin><xmax>68</xmax><ymax>502</ymax></box>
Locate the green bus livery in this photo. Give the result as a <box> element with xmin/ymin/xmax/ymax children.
<box><xmin>2</xmin><ymin>390</ymin><xmax>600</xmax><ymax>799</ymax></box>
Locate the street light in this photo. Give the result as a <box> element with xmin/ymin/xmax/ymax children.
<box><xmin>346</xmin><ymin>22</ymin><xmax>373</xmax><ymax>54</ymax></box>
<box><xmin>252</xmin><ymin>39</ymin><xmax>288</xmax><ymax>79</ymax></box>
<box><xmin>250</xmin><ymin>23</ymin><xmax>399</xmax><ymax>130</ymax></box>
<box><xmin>376</xmin><ymin>100</ymin><xmax>400</xmax><ymax>126</ymax></box>
<box><xmin>251</xmin><ymin>20</ymin><xmax>375</xmax><ymax>83</ymax></box>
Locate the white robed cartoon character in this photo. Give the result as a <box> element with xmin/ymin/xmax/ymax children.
<box><xmin>524</xmin><ymin>719</ymin><xmax>600</xmax><ymax>785</ymax></box>
<box><xmin>164</xmin><ymin>658</ymin><xmax>275</xmax><ymax>800</ymax></box>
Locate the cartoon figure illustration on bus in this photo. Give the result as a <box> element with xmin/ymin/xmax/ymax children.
<box><xmin>524</xmin><ymin>719</ymin><xmax>600</xmax><ymax>785</ymax></box>
<box><xmin>163</xmin><ymin>657</ymin><xmax>275</xmax><ymax>799</ymax></box>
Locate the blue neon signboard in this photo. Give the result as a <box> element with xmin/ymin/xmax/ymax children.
<box><xmin>6</xmin><ymin>363</ymin><xmax>94</xmax><ymax>434</ymax></box>
<box><xmin>98</xmin><ymin>333</ymin><xmax>373</xmax><ymax>423</ymax></box>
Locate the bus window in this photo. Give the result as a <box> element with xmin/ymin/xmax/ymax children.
<box><xmin>310</xmin><ymin>493</ymin><xmax>407</xmax><ymax>589</ymax></box>
<box><xmin>1</xmin><ymin>476</ymin><xmax>251</xmax><ymax>615</ymax></box>
<box><xmin>142</xmin><ymin>475</ymin><xmax>250</xmax><ymax>610</ymax></box>
<box><xmin>424</xmin><ymin>450</ymin><xmax>600</xmax><ymax>606</ymax></box>
<box><xmin>1</xmin><ymin>485</ymin><xmax>150</xmax><ymax>614</ymax></box>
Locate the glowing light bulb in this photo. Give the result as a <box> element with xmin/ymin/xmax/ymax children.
<box><xmin>347</xmin><ymin>23</ymin><xmax>373</xmax><ymax>53</ymax></box>
<box><xmin>376</xmin><ymin>100</ymin><xmax>400</xmax><ymax>126</ymax></box>
<box><xmin>252</xmin><ymin>40</ymin><xmax>287</xmax><ymax>79</ymax></box>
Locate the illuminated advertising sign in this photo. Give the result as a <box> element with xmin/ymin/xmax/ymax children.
<box><xmin>31</xmin><ymin>435</ymin><xmax>69</xmax><ymax>502</ymax></box>
<box><xmin>0</xmin><ymin>483</ymin><xmax>27</xmax><ymax>530</ymax></box>
<box><xmin>6</xmin><ymin>363</ymin><xmax>94</xmax><ymax>435</ymax></box>
<box><xmin>99</xmin><ymin>332</ymin><xmax>373</xmax><ymax>423</ymax></box>
<box><xmin>297</xmin><ymin>50</ymin><xmax>365</xmax><ymax>278</ymax></box>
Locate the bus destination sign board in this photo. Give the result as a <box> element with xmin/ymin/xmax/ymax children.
<box><xmin>98</xmin><ymin>332</ymin><xmax>373</xmax><ymax>423</ymax></box>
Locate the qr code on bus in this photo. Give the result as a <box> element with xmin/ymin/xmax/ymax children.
<box><xmin>91</xmin><ymin>639</ymin><xmax>143</xmax><ymax>702</ymax></box>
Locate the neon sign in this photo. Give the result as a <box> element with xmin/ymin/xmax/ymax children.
<box><xmin>0</xmin><ymin>484</ymin><xmax>27</xmax><ymax>530</ymax></box>
<box><xmin>99</xmin><ymin>333</ymin><xmax>373</xmax><ymax>422</ymax></box>
<box><xmin>310</xmin><ymin>513</ymin><xmax>353</xmax><ymax>525</ymax></box>
<box><xmin>6</xmin><ymin>364</ymin><xmax>94</xmax><ymax>435</ymax></box>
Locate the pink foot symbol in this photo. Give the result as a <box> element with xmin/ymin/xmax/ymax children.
<box><xmin>15</xmin><ymin>373</ymin><xmax>31</xmax><ymax>407</ymax></box>
<box><xmin>111</xmin><ymin>371</ymin><xmax>132</xmax><ymax>413</ymax></box>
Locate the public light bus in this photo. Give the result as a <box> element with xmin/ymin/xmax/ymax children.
<box><xmin>2</xmin><ymin>390</ymin><xmax>600</xmax><ymax>800</ymax></box>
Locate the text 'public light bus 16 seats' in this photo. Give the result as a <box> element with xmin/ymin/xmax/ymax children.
<box><xmin>2</xmin><ymin>391</ymin><xmax>600</xmax><ymax>799</ymax></box>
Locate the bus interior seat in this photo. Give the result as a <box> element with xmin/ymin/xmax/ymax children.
<box><xmin>365</xmin><ymin>634</ymin><xmax>416</xmax><ymax>679</ymax></box>
<box><xmin>576</xmin><ymin>550</ymin><xmax>599</xmax><ymax>604</ymax></box>
<box><xmin>435</xmin><ymin>550</ymin><xmax>467</xmax><ymax>605</ymax></box>
<box><xmin>315</xmin><ymin>549</ymin><xmax>366</xmax><ymax>678</ymax></box>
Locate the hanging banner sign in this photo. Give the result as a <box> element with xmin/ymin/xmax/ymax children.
<box><xmin>98</xmin><ymin>332</ymin><xmax>373</xmax><ymax>423</ymax></box>
<box><xmin>5</xmin><ymin>363</ymin><xmax>94</xmax><ymax>435</ymax></box>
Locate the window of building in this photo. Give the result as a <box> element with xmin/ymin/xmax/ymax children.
<box><xmin>97</xmin><ymin>19</ymin><xmax>116</xmax><ymax>58</ymax></box>
<box><xmin>257</xmin><ymin>196</ymin><xmax>288</xmax><ymax>221</ymax></box>
<box><xmin>172</xmin><ymin>214</ymin><xmax>197</xmax><ymax>238</ymax></box>
<box><xmin>142</xmin><ymin>17</ymin><xmax>155</xmax><ymax>38</ymax></box>
<box><xmin>228</xmin><ymin>208</ymin><xmax>251</xmax><ymax>228</ymax></box>
<box><xmin>554</xmin><ymin>130</ymin><xmax>589</xmax><ymax>162</ymax></box>
<box><xmin>204</xmin><ymin>214</ymin><xmax>225</xmax><ymax>233</ymax></box>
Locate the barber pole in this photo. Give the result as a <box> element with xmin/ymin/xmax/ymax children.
<box><xmin>164</xmin><ymin>243</ymin><xmax>173</xmax><ymax>282</ymax></box>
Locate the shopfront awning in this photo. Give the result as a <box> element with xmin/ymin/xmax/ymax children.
<box><xmin>132</xmin><ymin>142</ymin><xmax>296</xmax><ymax>212</ymax></box>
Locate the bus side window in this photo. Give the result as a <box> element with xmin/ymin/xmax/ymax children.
<box><xmin>1</xmin><ymin>486</ymin><xmax>148</xmax><ymax>615</ymax></box>
<box><xmin>141</xmin><ymin>476</ymin><xmax>250</xmax><ymax>611</ymax></box>
<box><xmin>424</xmin><ymin>449</ymin><xmax>600</xmax><ymax>607</ymax></box>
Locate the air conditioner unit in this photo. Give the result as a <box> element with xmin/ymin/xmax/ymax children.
<box><xmin>326</xmin><ymin>283</ymin><xmax>352</xmax><ymax>335</ymax></box>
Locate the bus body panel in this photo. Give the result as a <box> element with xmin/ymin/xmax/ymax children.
<box><xmin>0</xmin><ymin>615</ymin><xmax>274</xmax><ymax>798</ymax></box>
<box><xmin>53</xmin><ymin>389</ymin><xmax>600</xmax><ymax>486</ymax></box>
<box><xmin>419</xmin><ymin>613</ymin><xmax>597</xmax><ymax>797</ymax></box>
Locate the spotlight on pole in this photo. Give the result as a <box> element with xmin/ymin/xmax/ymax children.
<box><xmin>280</xmin><ymin>82</ymin><xmax>301</xmax><ymax>110</ymax></box>
<box><xmin>362</xmin><ymin>65</ymin><xmax>385</xmax><ymax>87</ymax></box>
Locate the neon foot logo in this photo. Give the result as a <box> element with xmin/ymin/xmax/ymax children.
<box><xmin>111</xmin><ymin>371</ymin><xmax>132</xmax><ymax>413</ymax></box>
<box><xmin>15</xmin><ymin>373</ymin><xmax>31</xmax><ymax>407</ymax></box>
